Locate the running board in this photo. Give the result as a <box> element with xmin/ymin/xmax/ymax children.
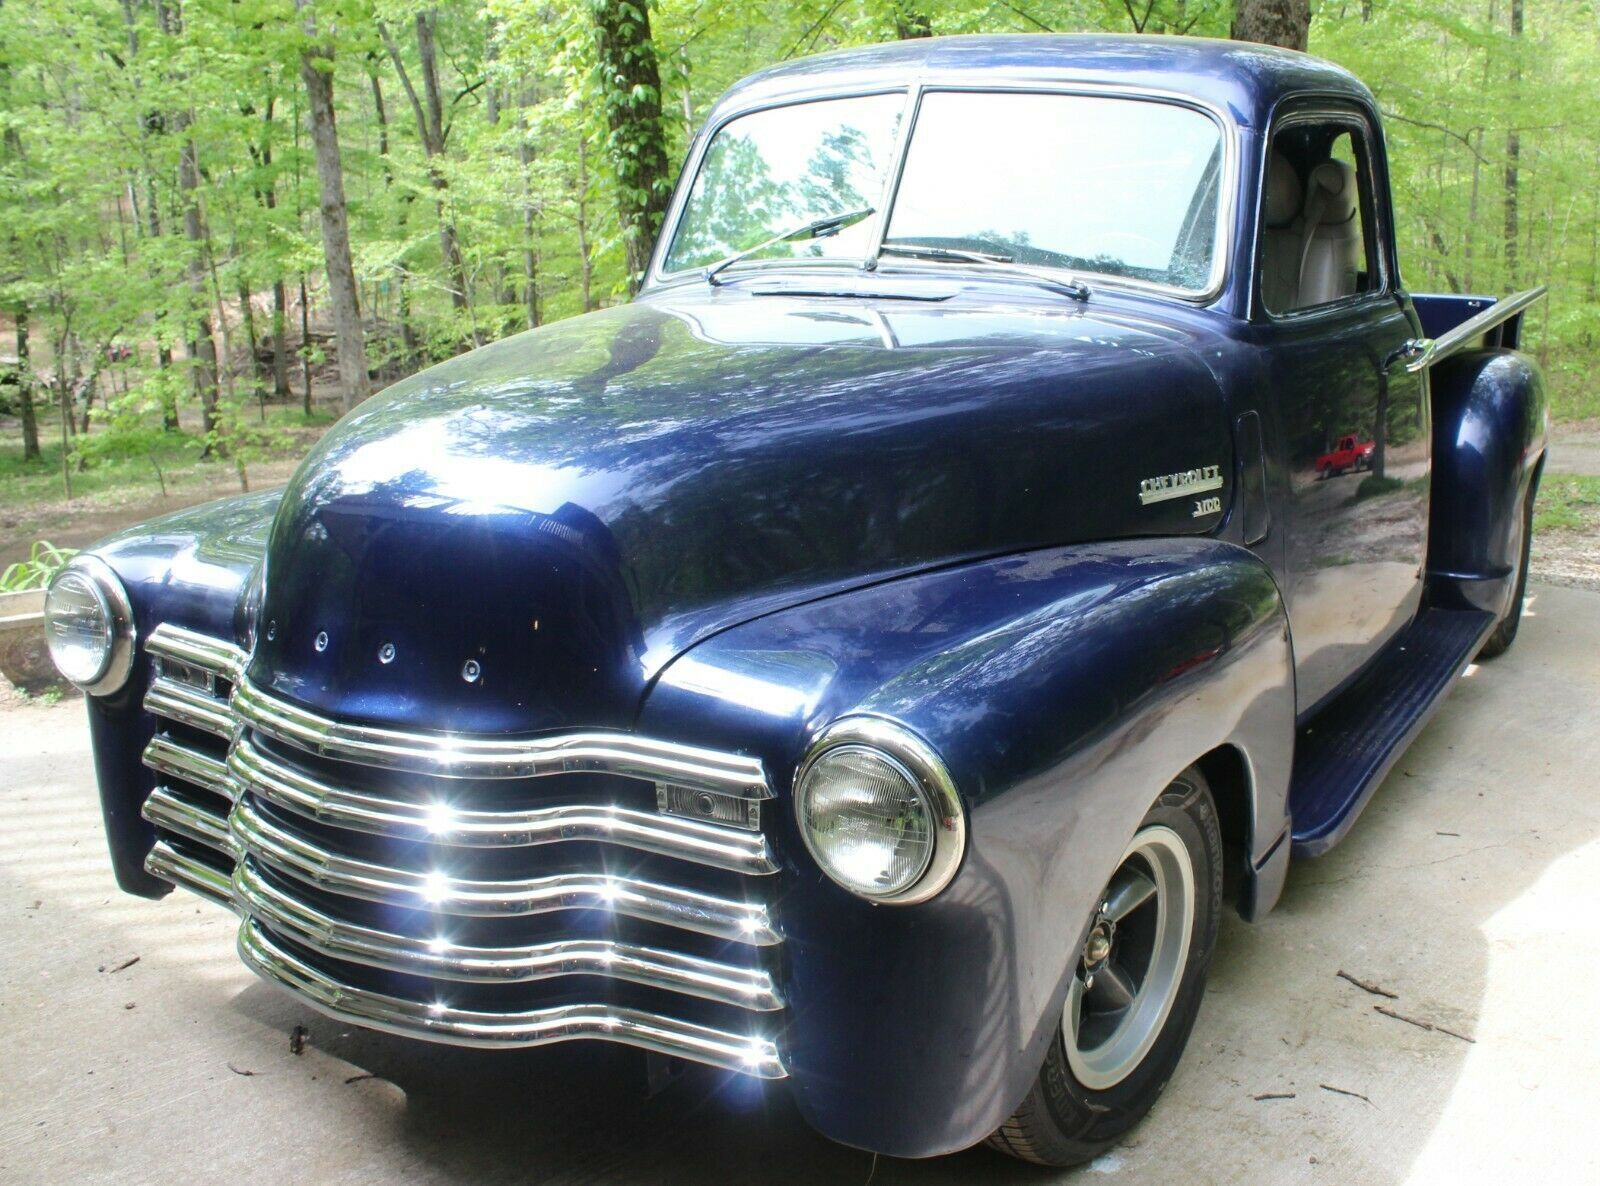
<box><xmin>1289</xmin><ymin>607</ymin><xmax>1497</xmax><ymax>857</ymax></box>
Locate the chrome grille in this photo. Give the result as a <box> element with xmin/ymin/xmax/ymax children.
<box><xmin>138</xmin><ymin>623</ymin><xmax>786</xmax><ymax>1078</ymax></box>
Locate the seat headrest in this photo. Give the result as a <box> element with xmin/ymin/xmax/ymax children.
<box><xmin>1305</xmin><ymin>160</ymin><xmax>1359</xmax><ymax>226</ymax></box>
<box><xmin>1264</xmin><ymin>152</ymin><xmax>1302</xmax><ymax>228</ymax></box>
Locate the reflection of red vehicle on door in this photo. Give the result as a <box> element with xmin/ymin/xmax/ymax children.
<box><xmin>1316</xmin><ymin>433</ymin><xmax>1374</xmax><ymax>477</ymax></box>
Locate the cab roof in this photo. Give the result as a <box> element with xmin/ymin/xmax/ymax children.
<box><xmin>714</xmin><ymin>34</ymin><xmax>1373</xmax><ymax>132</ymax></box>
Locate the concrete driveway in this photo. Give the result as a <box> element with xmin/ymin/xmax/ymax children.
<box><xmin>3</xmin><ymin>585</ymin><xmax>1598</xmax><ymax>1185</ymax></box>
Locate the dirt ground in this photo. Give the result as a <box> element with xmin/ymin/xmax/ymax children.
<box><xmin>3</xmin><ymin>584</ymin><xmax>1597</xmax><ymax>1183</ymax></box>
<box><xmin>1531</xmin><ymin>425</ymin><xmax>1600</xmax><ymax>591</ymax></box>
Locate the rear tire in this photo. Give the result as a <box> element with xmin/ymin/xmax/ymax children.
<box><xmin>985</xmin><ymin>768</ymin><xmax>1224</xmax><ymax>1167</ymax></box>
<box><xmin>1478</xmin><ymin>472</ymin><xmax>1538</xmax><ymax>660</ymax></box>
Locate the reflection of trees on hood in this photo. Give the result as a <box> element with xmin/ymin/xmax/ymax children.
<box><xmin>287</xmin><ymin>294</ymin><xmax>1225</xmax><ymax>631</ymax></box>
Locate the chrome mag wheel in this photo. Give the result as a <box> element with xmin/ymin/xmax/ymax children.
<box><xmin>1063</xmin><ymin>824</ymin><xmax>1196</xmax><ymax>1091</ymax></box>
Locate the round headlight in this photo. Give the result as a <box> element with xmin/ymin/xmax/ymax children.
<box><xmin>795</xmin><ymin>719</ymin><xmax>966</xmax><ymax>904</ymax></box>
<box><xmin>44</xmin><ymin>557</ymin><xmax>136</xmax><ymax>695</ymax></box>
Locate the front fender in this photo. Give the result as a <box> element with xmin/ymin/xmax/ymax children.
<box><xmin>80</xmin><ymin>490</ymin><xmax>282</xmax><ymax>896</ymax></box>
<box><xmin>639</xmin><ymin>538</ymin><xmax>1293</xmax><ymax>1157</ymax></box>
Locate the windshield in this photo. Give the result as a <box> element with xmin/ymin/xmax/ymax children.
<box><xmin>662</xmin><ymin>89</ymin><xmax>1226</xmax><ymax>294</ymax></box>
<box><xmin>661</xmin><ymin>94</ymin><xmax>904</xmax><ymax>274</ymax></box>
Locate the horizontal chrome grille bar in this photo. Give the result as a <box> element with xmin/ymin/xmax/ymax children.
<box><xmin>238</xmin><ymin>921</ymin><xmax>786</xmax><ymax>1077</ymax></box>
<box><xmin>233</xmin><ymin>861</ymin><xmax>782</xmax><ymax>1009</ymax></box>
<box><xmin>146</xmin><ymin>622</ymin><xmax>247</xmax><ymax>679</ymax></box>
<box><xmin>140</xmin><ymin>622</ymin><xmax>787</xmax><ymax>1076</ymax></box>
<box><xmin>145</xmin><ymin>840</ymin><xmax>234</xmax><ymax>909</ymax></box>
<box><xmin>143</xmin><ymin>784</ymin><xmax>236</xmax><ymax>855</ymax></box>
<box><xmin>144</xmin><ymin>678</ymin><xmax>236</xmax><ymax>739</ymax></box>
<box><xmin>230</xmin><ymin>735</ymin><xmax>776</xmax><ymax>875</ymax></box>
<box><xmin>142</xmin><ymin>735</ymin><xmax>237</xmax><ymax>800</ymax></box>
<box><xmin>229</xmin><ymin>795</ymin><xmax>779</xmax><ymax>944</ymax></box>
<box><xmin>233</xmin><ymin>677</ymin><xmax>771</xmax><ymax>797</ymax></box>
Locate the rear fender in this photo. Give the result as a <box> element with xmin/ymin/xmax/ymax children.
<box><xmin>1427</xmin><ymin>348</ymin><xmax>1548</xmax><ymax>617</ymax></box>
<box><xmin>640</xmin><ymin>538</ymin><xmax>1294</xmax><ymax>1157</ymax></box>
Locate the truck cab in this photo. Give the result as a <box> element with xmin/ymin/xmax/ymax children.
<box><xmin>44</xmin><ymin>35</ymin><xmax>1546</xmax><ymax>1168</ymax></box>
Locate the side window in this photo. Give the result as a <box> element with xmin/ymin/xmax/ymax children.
<box><xmin>1259</xmin><ymin>121</ymin><xmax>1381</xmax><ymax>315</ymax></box>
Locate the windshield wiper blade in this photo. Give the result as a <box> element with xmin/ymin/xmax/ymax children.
<box><xmin>871</xmin><ymin>242</ymin><xmax>1090</xmax><ymax>301</ymax></box>
<box><xmin>704</xmin><ymin>207</ymin><xmax>876</xmax><ymax>286</ymax></box>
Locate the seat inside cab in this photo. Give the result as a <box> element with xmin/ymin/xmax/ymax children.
<box><xmin>1259</xmin><ymin>125</ymin><xmax>1373</xmax><ymax>314</ymax></box>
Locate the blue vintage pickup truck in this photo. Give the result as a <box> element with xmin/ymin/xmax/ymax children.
<box><xmin>46</xmin><ymin>35</ymin><xmax>1546</xmax><ymax>1167</ymax></box>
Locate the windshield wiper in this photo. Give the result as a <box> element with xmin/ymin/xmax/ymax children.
<box><xmin>704</xmin><ymin>207</ymin><xmax>876</xmax><ymax>286</ymax></box>
<box><xmin>870</xmin><ymin>242</ymin><xmax>1090</xmax><ymax>301</ymax></box>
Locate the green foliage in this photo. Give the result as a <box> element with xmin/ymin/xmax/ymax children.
<box><xmin>0</xmin><ymin>540</ymin><xmax>76</xmax><ymax>592</ymax></box>
<box><xmin>2</xmin><ymin>0</ymin><xmax>1597</xmax><ymax>493</ymax></box>
<box><xmin>76</xmin><ymin>374</ymin><xmax>200</xmax><ymax>496</ymax></box>
<box><xmin>1535</xmin><ymin>474</ymin><xmax>1600</xmax><ymax>534</ymax></box>
<box><xmin>1314</xmin><ymin>2</ymin><xmax>1596</xmax><ymax>419</ymax></box>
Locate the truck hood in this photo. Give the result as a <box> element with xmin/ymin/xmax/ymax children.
<box><xmin>253</xmin><ymin>287</ymin><xmax>1231</xmax><ymax>733</ymax></box>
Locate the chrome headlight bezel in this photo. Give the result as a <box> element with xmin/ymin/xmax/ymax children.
<box><xmin>44</xmin><ymin>555</ymin><xmax>137</xmax><ymax>696</ymax></box>
<box><xmin>793</xmin><ymin>717</ymin><xmax>966</xmax><ymax>905</ymax></box>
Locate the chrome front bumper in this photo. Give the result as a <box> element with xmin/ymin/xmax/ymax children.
<box><xmin>138</xmin><ymin>624</ymin><xmax>787</xmax><ymax>1079</ymax></box>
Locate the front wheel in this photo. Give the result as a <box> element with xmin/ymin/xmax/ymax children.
<box><xmin>986</xmin><ymin>769</ymin><xmax>1223</xmax><ymax>1167</ymax></box>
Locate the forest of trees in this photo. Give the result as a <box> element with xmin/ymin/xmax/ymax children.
<box><xmin>1</xmin><ymin>0</ymin><xmax>1594</xmax><ymax>487</ymax></box>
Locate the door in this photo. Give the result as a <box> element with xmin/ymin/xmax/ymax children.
<box><xmin>1255</xmin><ymin>112</ymin><xmax>1429</xmax><ymax>714</ymax></box>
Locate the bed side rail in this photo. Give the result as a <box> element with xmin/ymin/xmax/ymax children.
<box><xmin>1399</xmin><ymin>286</ymin><xmax>1549</xmax><ymax>373</ymax></box>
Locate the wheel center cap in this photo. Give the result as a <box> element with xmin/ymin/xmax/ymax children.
<box><xmin>1084</xmin><ymin>922</ymin><xmax>1113</xmax><ymax>967</ymax></box>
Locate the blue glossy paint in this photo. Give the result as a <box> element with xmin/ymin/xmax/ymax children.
<box><xmin>67</xmin><ymin>34</ymin><xmax>1553</xmax><ymax>1160</ymax></box>
<box><xmin>1427</xmin><ymin>347</ymin><xmax>1549</xmax><ymax>616</ymax></box>
<box><xmin>1412</xmin><ymin>293</ymin><xmax>1496</xmax><ymax>339</ymax></box>
<box><xmin>249</xmin><ymin>290</ymin><xmax>1232</xmax><ymax>735</ymax></box>
<box><xmin>86</xmin><ymin>492</ymin><xmax>281</xmax><ymax>897</ymax></box>
<box><xmin>640</xmin><ymin>538</ymin><xmax>1293</xmax><ymax>1155</ymax></box>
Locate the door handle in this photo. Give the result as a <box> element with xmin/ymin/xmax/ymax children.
<box><xmin>1386</xmin><ymin>337</ymin><xmax>1434</xmax><ymax>373</ymax></box>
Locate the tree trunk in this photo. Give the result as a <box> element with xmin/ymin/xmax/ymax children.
<box><xmin>271</xmin><ymin>278</ymin><xmax>291</xmax><ymax>396</ymax></box>
<box><xmin>519</xmin><ymin>133</ymin><xmax>540</xmax><ymax>330</ymax></box>
<box><xmin>238</xmin><ymin>281</ymin><xmax>268</xmax><ymax>413</ymax></box>
<box><xmin>893</xmin><ymin>5</ymin><xmax>933</xmax><ymax>39</ymax></box>
<box><xmin>15</xmin><ymin>304</ymin><xmax>40</xmax><ymax>461</ymax></box>
<box><xmin>576</xmin><ymin>136</ymin><xmax>595</xmax><ymax>312</ymax></box>
<box><xmin>591</xmin><ymin>0</ymin><xmax>672</xmax><ymax>290</ymax></box>
<box><xmin>1230</xmin><ymin>0</ymin><xmax>1310</xmax><ymax>50</ymax></box>
<box><xmin>256</xmin><ymin>104</ymin><xmax>293</xmax><ymax>400</ymax></box>
<box><xmin>1504</xmin><ymin>0</ymin><xmax>1523</xmax><ymax>286</ymax></box>
<box><xmin>370</xmin><ymin>68</ymin><xmax>420</xmax><ymax>369</ymax></box>
<box><xmin>1464</xmin><ymin>126</ymin><xmax>1483</xmax><ymax>292</ymax></box>
<box><xmin>178</xmin><ymin>138</ymin><xmax>221</xmax><ymax>440</ymax></box>
<box><xmin>142</xmin><ymin>173</ymin><xmax>180</xmax><ymax>429</ymax></box>
<box><xmin>297</xmin><ymin>2</ymin><xmax>371</xmax><ymax>414</ymax></box>
<box><xmin>380</xmin><ymin>13</ymin><xmax>474</xmax><ymax>323</ymax></box>
<box><xmin>299</xmin><ymin>276</ymin><xmax>314</xmax><ymax>413</ymax></box>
